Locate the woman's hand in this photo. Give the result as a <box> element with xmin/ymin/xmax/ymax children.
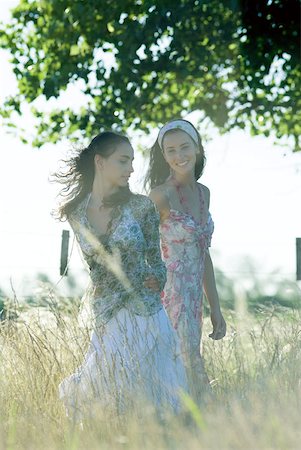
<box><xmin>209</xmin><ymin>308</ymin><xmax>226</xmax><ymax>340</ymax></box>
<box><xmin>144</xmin><ymin>276</ymin><xmax>161</xmax><ymax>292</ymax></box>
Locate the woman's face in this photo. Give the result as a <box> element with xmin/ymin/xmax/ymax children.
<box><xmin>96</xmin><ymin>142</ymin><xmax>134</xmax><ymax>188</ymax></box>
<box><xmin>162</xmin><ymin>130</ymin><xmax>198</xmax><ymax>175</ymax></box>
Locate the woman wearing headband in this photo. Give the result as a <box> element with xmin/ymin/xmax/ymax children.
<box><xmin>145</xmin><ymin>119</ymin><xmax>226</xmax><ymax>400</ymax></box>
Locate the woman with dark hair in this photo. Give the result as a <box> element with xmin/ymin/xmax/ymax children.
<box><xmin>55</xmin><ymin>131</ymin><xmax>188</xmax><ymax>419</ymax></box>
<box><xmin>145</xmin><ymin>119</ymin><xmax>226</xmax><ymax>399</ymax></box>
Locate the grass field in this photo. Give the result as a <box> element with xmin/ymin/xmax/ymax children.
<box><xmin>0</xmin><ymin>295</ymin><xmax>300</xmax><ymax>450</ymax></box>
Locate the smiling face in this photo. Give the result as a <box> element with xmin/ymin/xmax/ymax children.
<box><xmin>95</xmin><ymin>142</ymin><xmax>134</xmax><ymax>188</ymax></box>
<box><xmin>162</xmin><ymin>130</ymin><xmax>199</xmax><ymax>176</ymax></box>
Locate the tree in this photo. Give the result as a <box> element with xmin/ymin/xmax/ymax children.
<box><xmin>0</xmin><ymin>0</ymin><xmax>300</xmax><ymax>149</ymax></box>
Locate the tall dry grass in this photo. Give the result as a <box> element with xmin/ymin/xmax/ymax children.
<box><xmin>0</xmin><ymin>293</ymin><xmax>300</xmax><ymax>450</ymax></box>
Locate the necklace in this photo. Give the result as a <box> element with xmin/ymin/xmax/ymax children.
<box><xmin>170</xmin><ymin>176</ymin><xmax>205</xmax><ymax>223</ymax></box>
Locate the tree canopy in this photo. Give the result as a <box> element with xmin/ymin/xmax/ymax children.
<box><xmin>0</xmin><ymin>0</ymin><xmax>300</xmax><ymax>149</ymax></box>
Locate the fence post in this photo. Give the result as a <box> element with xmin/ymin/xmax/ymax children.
<box><xmin>297</xmin><ymin>238</ymin><xmax>301</xmax><ymax>281</ymax></box>
<box><xmin>60</xmin><ymin>229</ymin><xmax>70</xmax><ymax>276</ymax></box>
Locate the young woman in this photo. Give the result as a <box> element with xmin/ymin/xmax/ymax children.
<box><xmin>145</xmin><ymin>119</ymin><xmax>226</xmax><ymax>399</ymax></box>
<box><xmin>55</xmin><ymin>131</ymin><xmax>188</xmax><ymax>419</ymax></box>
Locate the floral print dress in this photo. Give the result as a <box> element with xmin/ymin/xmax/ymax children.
<box><xmin>160</xmin><ymin>184</ymin><xmax>214</xmax><ymax>396</ymax></box>
<box><xmin>59</xmin><ymin>193</ymin><xmax>188</xmax><ymax>419</ymax></box>
<box><xmin>69</xmin><ymin>193</ymin><xmax>167</xmax><ymax>325</ymax></box>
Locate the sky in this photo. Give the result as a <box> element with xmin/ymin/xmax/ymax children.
<box><xmin>1</xmin><ymin>0</ymin><xmax>301</xmax><ymax>299</ymax></box>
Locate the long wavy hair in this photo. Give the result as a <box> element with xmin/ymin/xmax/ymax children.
<box><xmin>53</xmin><ymin>132</ymin><xmax>133</xmax><ymax>221</ymax></box>
<box><xmin>144</xmin><ymin>119</ymin><xmax>206</xmax><ymax>191</ymax></box>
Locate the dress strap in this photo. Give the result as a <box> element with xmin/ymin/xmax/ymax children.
<box><xmin>197</xmin><ymin>184</ymin><xmax>210</xmax><ymax>227</ymax></box>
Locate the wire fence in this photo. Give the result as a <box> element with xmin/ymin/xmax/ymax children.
<box><xmin>1</xmin><ymin>229</ymin><xmax>300</xmax><ymax>300</ymax></box>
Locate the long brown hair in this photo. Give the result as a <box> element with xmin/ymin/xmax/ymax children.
<box><xmin>144</xmin><ymin>120</ymin><xmax>206</xmax><ymax>191</ymax></box>
<box><xmin>53</xmin><ymin>132</ymin><xmax>133</xmax><ymax>220</ymax></box>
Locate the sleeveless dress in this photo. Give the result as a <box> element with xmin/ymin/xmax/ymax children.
<box><xmin>159</xmin><ymin>184</ymin><xmax>214</xmax><ymax>397</ymax></box>
<box><xmin>59</xmin><ymin>194</ymin><xmax>188</xmax><ymax>419</ymax></box>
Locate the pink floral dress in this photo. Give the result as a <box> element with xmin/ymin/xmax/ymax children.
<box><xmin>160</xmin><ymin>183</ymin><xmax>214</xmax><ymax>390</ymax></box>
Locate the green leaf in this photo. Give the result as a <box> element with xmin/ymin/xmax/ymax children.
<box><xmin>180</xmin><ymin>391</ymin><xmax>206</xmax><ymax>431</ymax></box>
<box><xmin>70</xmin><ymin>45</ymin><xmax>80</xmax><ymax>56</ymax></box>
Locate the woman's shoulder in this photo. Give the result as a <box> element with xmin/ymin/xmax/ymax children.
<box><xmin>149</xmin><ymin>184</ymin><xmax>170</xmax><ymax>211</ymax></box>
<box><xmin>197</xmin><ymin>182</ymin><xmax>210</xmax><ymax>208</ymax></box>
<box><xmin>128</xmin><ymin>193</ymin><xmax>156</xmax><ymax>212</ymax></box>
<box><xmin>67</xmin><ymin>194</ymin><xmax>89</xmax><ymax>226</ymax></box>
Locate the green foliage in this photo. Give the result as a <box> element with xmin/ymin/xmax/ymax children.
<box><xmin>0</xmin><ymin>0</ymin><xmax>300</xmax><ymax>148</ymax></box>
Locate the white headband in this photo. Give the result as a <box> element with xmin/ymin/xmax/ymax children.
<box><xmin>157</xmin><ymin>120</ymin><xmax>199</xmax><ymax>150</ymax></box>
